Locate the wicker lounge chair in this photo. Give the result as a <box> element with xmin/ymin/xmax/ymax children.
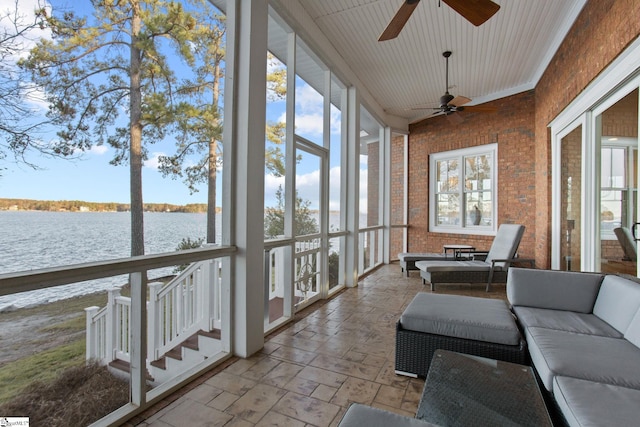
<box><xmin>415</xmin><ymin>224</ymin><xmax>528</xmax><ymax>292</ymax></box>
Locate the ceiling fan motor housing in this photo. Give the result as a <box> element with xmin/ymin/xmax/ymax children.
<box><xmin>440</xmin><ymin>93</ymin><xmax>454</xmax><ymax>107</ymax></box>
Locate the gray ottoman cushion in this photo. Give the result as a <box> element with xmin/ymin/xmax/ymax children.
<box><xmin>554</xmin><ymin>376</ymin><xmax>640</xmax><ymax>427</ymax></box>
<box><xmin>400</xmin><ymin>293</ymin><xmax>521</xmax><ymax>346</ymax></box>
<box><xmin>338</xmin><ymin>403</ymin><xmax>437</xmax><ymax>427</ymax></box>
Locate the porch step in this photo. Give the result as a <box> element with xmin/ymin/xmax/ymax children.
<box><xmin>150</xmin><ymin>329</ymin><xmax>221</xmax><ymax>370</ymax></box>
<box><xmin>108</xmin><ymin>359</ymin><xmax>154</xmax><ymax>382</ymax></box>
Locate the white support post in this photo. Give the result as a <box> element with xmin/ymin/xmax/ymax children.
<box><xmin>129</xmin><ymin>271</ymin><xmax>147</xmax><ymax>407</ymax></box>
<box><xmin>200</xmin><ymin>260</ymin><xmax>215</xmax><ymax>331</ymax></box>
<box><xmin>345</xmin><ymin>86</ymin><xmax>360</xmax><ymax>287</ymax></box>
<box><xmin>84</xmin><ymin>306</ymin><xmax>99</xmax><ymax>361</ymax></box>
<box><xmin>147</xmin><ymin>282</ymin><xmax>162</xmax><ymax>361</ymax></box>
<box><xmin>106</xmin><ymin>288</ymin><xmax>120</xmax><ymax>362</ymax></box>
<box><xmin>224</xmin><ymin>0</ymin><xmax>268</xmax><ymax>357</ymax></box>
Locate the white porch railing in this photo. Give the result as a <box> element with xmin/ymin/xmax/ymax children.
<box><xmin>359</xmin><ymin>225</ymin><xmax>384</xmax><ymax>274</ymax></box>
<box><xmin>265</xmin><ymin>236</ymin><xmax>323</xmax><ymax>312</ymax></box>
<box><xmin>85</xmin><ymin>259</ymin><xmax>222</xmax><ymax>367</ymax></box>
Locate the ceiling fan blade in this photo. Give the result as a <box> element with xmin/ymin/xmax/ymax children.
<box><xmin>378</xmin><ymin>0</ymin><xmax>420</xmax><ymax>41</ymax></box>
<box><xmin>461</xmin><ymin>105</ymin><xmax>498</xmax><ymax>113</ymax></box>
<box><xmin>442</xmin><ymin>0</ymin><xmax>500</xmax><ymax>26</ymax></box>
<box><xmin>449</xmin><ymin>95</ymin><xmax>471</xmax><ymax>107</ymax></box>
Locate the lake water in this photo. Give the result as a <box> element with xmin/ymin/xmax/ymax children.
<box><xmin>0</xmin><ymin>211</ymin><xmax>211</xmax><ymax>311</ymax></box>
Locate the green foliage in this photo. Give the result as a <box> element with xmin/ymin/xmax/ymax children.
<box><xmin>328</xmin><ymin>251</ymin><xmax>340</xmax><ymax>287</ymax></box>
<box><xmin>174</xmin><ymin>236</ymin><xmax>205</xmax><ymax>272</ymax></box>
<box><xmin>264</xmin><ymin>186</ymin><xmax>318</xmax><ymax>238</ymax></box>
<box><xmin>0</xmin><ymin>198</ymin><xmax>209</xmax><ymax>212</ymax></box>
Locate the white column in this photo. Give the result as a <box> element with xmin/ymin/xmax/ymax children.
<box><xmin>345</xmin><ymin>86</ymin><xmax>360</xmax><ymax>287</ymax></box>
<box><xmin>129</xmin><ymin>271</ymin><xmax>147</xmax><ymax>406</ymax></box>
<box><xmin>382</xmin><ymin>126</ymin><xmax>391</xmax><ymax>264</ymax></box>
<box><xmin>84</xmin><ymin>306</ymin><xmax>99</xmax><ymax>361</ymax></box>
<box><xmin>223</xmin><ymin>0</ymin><xmax>268</xmax><ymax>357</ymax></box>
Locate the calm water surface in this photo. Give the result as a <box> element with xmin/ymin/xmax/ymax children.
<box><xmin>0</xmin><ymin>211</ymin><xmax>211</xmax><ymax>311</ymax></box>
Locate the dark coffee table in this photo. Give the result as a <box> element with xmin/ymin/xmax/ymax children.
<box><xmin>417</xmin><ymin>350</ymin><xmax>552</xmax><ymax>426</ymax></box>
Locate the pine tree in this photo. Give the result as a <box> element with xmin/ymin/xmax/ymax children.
<box><xmin>20</xmin><ymin>0</ymin><xmax>200</xmax><ymax>256</ymax></box>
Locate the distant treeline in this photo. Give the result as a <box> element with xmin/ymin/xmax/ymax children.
<box><xmin>0</xmin><ymin>198</ymin><xmax>211</xmax><ymax>213</ymax></box>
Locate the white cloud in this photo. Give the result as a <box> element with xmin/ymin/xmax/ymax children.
<box><xmin>144</xmin><ymin>152</ymin><xmax>164</xmax><ymax>169</ymax></box>
<box><xmin>89</xmin><ymin>145</ymin><xmax>108</xmax><ymax>155</ymax></box>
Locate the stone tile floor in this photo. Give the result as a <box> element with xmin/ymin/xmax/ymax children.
<box><xmin>128</xmin><ymin>264</ymin><xmax>508</xmax><ymax>427</ymax></box>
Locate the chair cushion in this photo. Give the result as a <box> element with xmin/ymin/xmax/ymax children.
<box><xmin>400</xmin><ymin>293</ymin><xmax>521</xmax><ymax>346</ymax></box>
<box><xmin>554</xmin><ymin>376</ymin><xmax>640</xmax><ymax>427</ymax></box>
<box><xmin>485</xmin><ymin>224</ymin><xmax>525</xmax><ymax>268</ymax></box>
<box><xmin>513</xmin><ymin>306</ymin><xmax>622</xmax><ymax>338</ymax></box>
<box><xmin>526</xmin><ymin>327</ymin><xmax>640</xmax><ymax>391</ymax></box>
<box><xmin>398</xmin><ymin>253</ymin><xmax>446</xmax><ymax>262</ymax></box>
<box><xmin>415</xmin><ymin>260</ymin><xmax>492</xmax><ymax>273</ymax></box>
<box><xmin>614</xmin><ymin>227</ymin><xmax>637</xmax><ymax>261</ymax></box>
<box><xmin>593</xmin><ymin>275</ymin><xmax>640</xmax><ymax>334</ymax></box>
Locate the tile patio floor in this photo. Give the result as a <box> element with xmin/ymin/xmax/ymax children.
<box><xmin>128</xmin><ymin>264</ymin><xmax>508</xmax><ymax>427</ymax></box>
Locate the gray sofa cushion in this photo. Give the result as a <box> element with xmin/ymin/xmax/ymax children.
<box><xmin>507</xmin><ymin>268</ymin><xmax>603</xmax><ymax>313</ymax></box>
<box><xmin>623</xmin><ymin>308</ymin><xmax>640</xmax><ymax>348</ymax></box>
<box><xmin>593</xmin><ymin>275</ymin><xmax>640</xmax><ymax>334</ymax></box>
<box><xmin>400</xmin><ymin>293</ymin><xmax>521</xmax><ymax>346</ymax></box>
<box><xmin>526</xmin><ymin>327</ymin><xmax>640</xmax><ymax>391</ymax></box>
<box><xmin>513</xmin><ymin>306</ymin><xmax>622</xmax><ymax>338</ymax></box>
<box><xmin>553</xmin><ymin>376</ymin><xmax>640</xmax><ymax>427</ymax></box>
<box><xmin>338</xmin><ymin>403</ymin><xmax>437</xmax><ymax>427</ymax></box>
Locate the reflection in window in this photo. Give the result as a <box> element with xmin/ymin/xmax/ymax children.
<box><xmin>431</xmin><ymin>144</ymin><xmax>497</xmax><ymax>232</ymax></box>
<box><xmin>601</xmin><ymin>144</ymin><xmax>636</xmax><ymax>238</ymax></box>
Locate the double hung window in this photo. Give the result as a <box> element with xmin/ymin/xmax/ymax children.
<box><xmin>430</xmin><ymin>144</ymin><xmax>497</xmax><ymax>233</ymax></box>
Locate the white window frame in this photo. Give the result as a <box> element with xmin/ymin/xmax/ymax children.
<box><xmin>600</xmin><ymin>138</ymin><xmax>637</xmax><ymax>240</ymax></box>
<box><xmin>429</xmin><ymin>143</ymin><xmax>498</xmax><ymax>235</ymax></box>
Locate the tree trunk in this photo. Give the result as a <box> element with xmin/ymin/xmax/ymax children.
<box><xmin>206</xmin><ymin>59</ymin><xmax>222</xmax><ymax>244</ymax></box>
<box><xmin>129</xmin><ymin>3</ymin><xmax>144</xmax><ymax>257</ymax></box>
<box><xmin>207</xmin><ymin>139</ymin><xmax>217</xmax><ymax>244</ymax></box>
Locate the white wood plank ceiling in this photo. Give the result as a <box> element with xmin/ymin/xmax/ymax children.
<box><xmin>296</xmin><ymin>0</ymin><xmax>587</xmax><ymax>123</ymax></box>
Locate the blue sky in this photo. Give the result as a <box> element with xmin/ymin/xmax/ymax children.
<box><xmin>1</xmin><ymin>0</ymin><xmax>366</xmax><ymax>211</ymax></box>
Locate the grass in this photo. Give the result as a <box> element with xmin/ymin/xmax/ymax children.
<box><xmin>0</xmin><ymin>277</ymin><xmax>171</xmax><ymax>424</ymax></box>
<box><xmin>0</xmin><ymin>361</ymin><xmax>129</xmax><ymax>426</ymax></box>
<box><xmin>0</xmin><ymin>340</ymin><xmax>86</xmax><ymax>404</ymax></box>
<box><xmin>0</xmin><ymin>290</ymin><xmax>131</xmax><ymax>425</ymax></box>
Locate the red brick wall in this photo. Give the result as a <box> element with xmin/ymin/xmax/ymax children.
<box><xmin>403</xmin><ymin>0</ymin><xmax>640</xmax><ymax>268</ymax></box>
<box><xmin>534</xmin><ymin>0</ymin><xmax>640</xmax><ymax>267</ymax></box>
<box><xmin>407</xmin><ymin>91</ymin><xmax>536</xmax><ymax>257</ymax></box>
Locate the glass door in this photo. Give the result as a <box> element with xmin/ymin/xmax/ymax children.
<box><xmin>595</xmin><ymin>89</ymin><xmax>638</xmax><ymax>276</ymax></box>
<box><xmin>294</xmin><ymin>138</ymin><xmax>327</xmax><ymax>310</ymax></box>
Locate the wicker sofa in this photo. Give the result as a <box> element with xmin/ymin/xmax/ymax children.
<box><xmin>508</xmin><ymin>268</ymin><xmax>640</xmax><ymax>426</ymax></box>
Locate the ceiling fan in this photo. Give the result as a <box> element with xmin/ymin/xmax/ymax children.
<box><xmin>410</xmin><ymin>51</ymin><xmax>497</xmax><ymax>122</ymax></box>
<box><xmin>379</xmin><ymin>0</ymin><xmax>500</xmax><ymax>42</ymax></box>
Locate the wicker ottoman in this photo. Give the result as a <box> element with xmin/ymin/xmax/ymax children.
<box><xmin>395</xmin><ymin>293</ymin><xmax>527</xmax><ymax>378</ymax></box>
